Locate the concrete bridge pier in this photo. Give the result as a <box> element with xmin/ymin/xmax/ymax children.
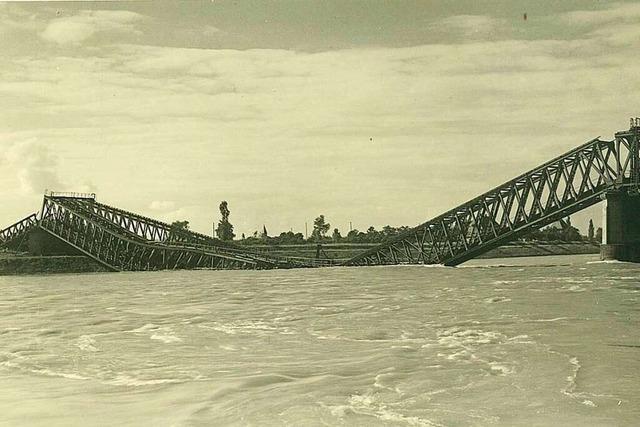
<box><xmin>601</xmin><ymin>190</ymin><xmax>640</xmax><ymax>262</ymax></box>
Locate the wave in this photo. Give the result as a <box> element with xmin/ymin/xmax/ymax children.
<box><xmin>369</xmin><ymin>264</ymin><xmax>448</xmax><ymax>268</ymax></box>
<box><xmin>150</xmin><ymin>333</ymin><xmax>182</xmax><ymax>343</ymax></box>
<box><xmin>488</xmin><ymin>362</ymin><xmax>514</xmax><ymax>376</ymax></box>
<box><xmin>586</xmin><ymin>259</ymin><xmax>629</xmax><ymax>264</ymax></box>
<box><xmin>325</xmin><ymin>393</ymin><xmax>444</xmax><ymax>427</ymax></box>
<box><xmin>549</xmin><ymin>350</ymin><xmax>617</xmax><ymax>408</ymax></box>
<box><xmin>199</xmin><ymin>320</ymin><xmax>294</xmax><ymax>336</ymax></box>
<box><xmin>530</xmin><ymin>317</ymin><xmax>570</xmax><ymax>323</ymax></box>
<box><xmin>130</xmin><ymin>323</ymin><xmax>162</xmax><ymax>333</ymax></box>
<box><xmin>1</xmin><ymin>357</ymin><xmax>90</xmax><ymax>381</ymax></box>
<box><xmin>105</xmin><ymin>374</ymin><xmax>185</xmax><ymax>387</ymax></box>
<box><xmin>130</xmin><ymin>323</ymin><xmax>183</xmax><ymax>343</ymax></box>
<box><xmin>76</xmin><ymin>335</ymin><xmax>99</xmax><ymax>352</ymax></box>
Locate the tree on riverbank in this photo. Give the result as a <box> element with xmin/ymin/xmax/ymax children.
<box><xmin>168</xmin><ymin>220</ymin><xmax>190</xmax><ymax>242</ymax></box>
<box><xmin>237</xmin><ymin>215</ymin><xmax>591</xmax><ymax>246</ymax></box>
<box><xmin>170</xmin><ymin>220</ymin><xmax>190</xmax><ymax>232</ymax></box>
<box><xmin>311</xmin><ymin>215</ymin><xmax>330</xmax><ymax>241</ymax></box>
<box><xmin>342</xmin><ymin>225</ymin><xmax>409</xmax><ymax>243</ymax></box>
<box><xmin>215</xmin><ymin>201</ymin><xmax>235</xmax><ymax>241</ymax></box>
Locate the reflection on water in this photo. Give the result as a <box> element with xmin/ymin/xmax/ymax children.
<box><xmin>0</xmin><ymin>254</ymin><xmax>638</xmax><ymax>426</ymax></box>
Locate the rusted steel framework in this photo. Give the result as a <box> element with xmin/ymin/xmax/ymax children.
<box><xmin>0</xmin><ymin>213</ymin><xmax>38</xmax><ymax>251</ymax></box>
<box><xmin>345</xmin><ymin>125</ymin><xmax>640</xmax><ymax>267</ymax></box>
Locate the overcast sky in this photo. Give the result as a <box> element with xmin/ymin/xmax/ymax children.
<box><xmin>1</xmin><ymin>1</ymin><xmax>638</xmax><ymax>237</ymax></box>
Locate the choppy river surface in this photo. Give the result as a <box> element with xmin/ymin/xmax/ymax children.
<box><xmin>1</xmin><ymin>254</ymin><xmax>639</xmax><ymax>426</ymax></box>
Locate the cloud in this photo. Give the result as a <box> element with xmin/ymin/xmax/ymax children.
<box><xmin>76</xmin><ymin>180</ymin><xmax>98</xmax><ymax>194</ymax></box>
<box><xmin>149</xmin><ymin>200</ymin><xmax>176</xmax><ymax>211</ymax></box>
<box><xmin>560</xmin><ymin>2</ymin><xmax>640</xmax><ymax>26</ymax></box>
<box><xmin>175</xmin><ymin>24</ymin><xmax>223</xmax><ymax>41</ymax></box>
<box><xmin>428</xmin><ymin>15</ymin><xmax>505</xmax><ymax>40</ymax></box>
<box><xmin>4</xmin><ymin>138</ymin><xmax>64</xmax><ymax>194</ymax></box>
<box><xmin>2</xmin><ymin>2</ymin><xmax>639</xmax><ymax>234</ymax></box>
<box><xmin>0</xmin><ymin>4</ymin><xmax>39</xmax><ymax>35</ymax></box>
<box><xmin>148</xmin><ymin>203</ymin><xmax>190</xmax><ymax>224</ymax></box>
<box><xmin>40</xmin><ymin>10</ymin><xmax>144</xmax><ymax>45</ymax></box>
<box><xmin>147</xmin><ymin>200</ymin><xmax>192</xmax><ymax>224</ymax></box>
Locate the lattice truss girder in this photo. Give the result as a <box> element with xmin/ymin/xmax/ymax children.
<box><xmin>38</xmin><ymin>198</ymin><xmax>268</xmax><ymax>272</ymax></box>
<box><xmin>52</xmin><ymin>197</ymin><xmax>318</xmax><ymax>268</ymax></box>
<box><xmin>0</xmin><ymin>213</ymin><xmax>38</xmax><ymax>251</ymax></box>
<box><xmin>347</xmin><ymin>133</ymin><xmax>639</xmax><ymax>267</ymax></box>
<box><xmin>56</xmin><ymin>198</ymin><xmax>213</xmax><ymax>245</ymax></box>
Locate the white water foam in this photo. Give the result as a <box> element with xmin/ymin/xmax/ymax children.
<box><xmin>488</xmin><ymin>362</ymin><xmax>514</xmax><ymax>376</ymax></box>
<box><xmin>131</xmin><ymin>323</ymin><xmax>182</xmax><ymax>343</ymax></box>
<box><xmin>1</xmin><ymin>357</ymin><xmax>90</xmax><ymax>381</ymax></box>
<box><xmin>76</xmin><ymin>335</ymin><xmax>99</xmax><ymax>352</ymax></box>
<box><xmin>106</xmin><ymin>374</ymin><xmax>184</xmax><ymax>387</ymax></box>
<box><xmin>374</xmin><ymin>372</ymin><xmax>403</xmax><ymax>395</ymax></box>
<box><xmin>346</xmin><ymin>393</ymin><xmax>443</xmax><ymax>427</ymax></box>
<box><xmin>435</xmin><ymin>327</ymin><xmax>506</xmax><ymax>347</ymax></box>
<box><xmin>200</xmin><ymin>320</ymin><xmax>294</xmax><ymax>335</ymax></box>
<box><xmin>31</xmin><ymin>368</ymin><xmax>89</xmax><ymax>381</ymax></box>
<box><xmin>131</xmin><ymin>323</ymin><xmax>161</xmax><ymax>333</ymax></box>
<box><xmin>586</xmin><ymin>259</ymin><xmax>627</xmax><ymax>264</ymax></box>
<box><xmin>531</xmin><ymin>317</ymin><xmax>570</xmax><ymax>322</ymax></box>
<box><xmin>151</xmin><ymin>333</ymin><xmax>182</xmax><ymax>343</ymax></box>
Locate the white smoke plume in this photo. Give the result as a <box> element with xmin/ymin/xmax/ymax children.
<box><xmin>4</xmin><ymin>138</ymin><xmax>65</xmax><ymax>194</ymax></box>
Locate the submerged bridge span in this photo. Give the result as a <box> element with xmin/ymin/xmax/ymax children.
<box><xmin>1</xmin><ymin>120</ymin><xmax>639</xmax><ymax>270</ymax></box>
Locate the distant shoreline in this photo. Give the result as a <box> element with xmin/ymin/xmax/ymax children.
<box><xmin>0</xmin><ymin>241</ymin><xmax>600</xmax><ymax>275</ymax></box>
<box><xmin>242</xmin><ymin>241</ymin><xmax>600</xmax><ymax>262</ymax></box>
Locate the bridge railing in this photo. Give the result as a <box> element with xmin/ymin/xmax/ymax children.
<box><xmin>45</xmin><ymin>190</ymin><xmax>96</xmax><ymax>200</ymax></box>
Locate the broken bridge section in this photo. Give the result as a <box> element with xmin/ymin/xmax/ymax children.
<box><xmin>2</xmin><ymin>120</ymin><xmax>639</xmax><ymax>270</ymax></box>
<box><xmin>1</xmin><ymin>192</ymin><xmax>312</xmax><ymax>271</ymax></box>
<box><xmin>345</xmin><ymin>121</ymin><xmax>640</xmax><ymax>267</ymax></box>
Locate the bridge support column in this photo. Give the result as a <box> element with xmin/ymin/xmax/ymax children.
<box><xmin>601</xmin><ymin>191</ymin><xmax>640</xmax><ymax>262</ymax></box>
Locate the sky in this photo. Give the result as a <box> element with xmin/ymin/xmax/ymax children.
<box><xmin>1</xmin><ymin>1</ymin><xmax>639</xmax><ymax>237</ymax></box>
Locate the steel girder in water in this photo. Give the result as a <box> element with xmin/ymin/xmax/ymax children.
<box><xmin>47</xmin><ymin>196</ymin><xmax>326</xmax><ymax>269</ymax></box>
<box><xmin>38</xmin><ymin>197</ymin><xmax>277</xmax><ymax>271</ymax></box>
<box><xmin>345</xmin><ymin>126</ymin><xmax>640</xmax><ymax>267</ymax></box>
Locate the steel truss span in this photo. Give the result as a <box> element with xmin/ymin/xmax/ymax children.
<box><xmin>1</xmin><ymin>123</ymin><xmax>638</xmax><ymax>271</ymax></box>
<box><xmin>35</xmin><ymin>196</ymin><xmax>329</xmax><ymax>272</ymax></box>
<box><xmin>50</xmin><ymin>197</ymin><xmax>334</xmax><ymax>269</ymax></box>
<box><xmin>345</xmin><ymin>127</ymin><xmax>640</xmax><ymax>267</ymax></box>
<box><xmin>0</xmin><ymin>213</ymin><xmax>38</xmax><ymax>251</ymax></box>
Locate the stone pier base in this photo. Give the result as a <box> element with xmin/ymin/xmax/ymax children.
<box><xmin>601</xmin><ymin>190</ymin><xmax>640</xmax><ymax>263</ymax></box>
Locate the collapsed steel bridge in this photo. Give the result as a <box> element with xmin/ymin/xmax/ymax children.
<box><xmin>345</xmin><ymin>121</ymin><xmax>640</xmax><ymax>266</ymax></box>
<box><xmin>0</xmin><ymin>193</ymin><xmax>331</xmax><ymax>271</ymax></box>
<box><xmin>1</xmin><ymin>120</ymin><xmax>639</xmax><ymax>271</ymax></box>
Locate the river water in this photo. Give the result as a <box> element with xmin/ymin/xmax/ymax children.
<box><xmin>0</xmin><ymin>254</ymin><xmax>638</xmax><ymax>426</ymax></box>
